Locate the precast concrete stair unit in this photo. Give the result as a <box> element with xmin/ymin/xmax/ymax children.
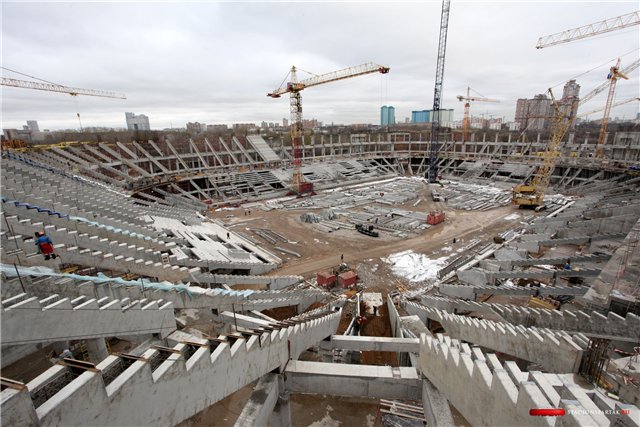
<box><xmin>404</xmin><ymin>301</ymin><xmax>587</xmax><ymax>373</ymax></box>
<box><xmin>0</xmin><ymin>309</ymin><xmax>342</xmax><ymax>426</ymax></box>
<box><xmin>1</xmin><ymin>293</ymin><xmax>175</xmax><ymax>345</ymax></box>
<box><xmin>420</xmin><ymin>294</ymin><xmax>640</xmax><ymax>339</ymax></box>
<box><xmin>0</xmin><ymin>269</ymin><xmax>328</xmax><ymax>313</ymax></box>
<box><xmin>419</xmin><ymin>333</ymin><xmax>638</xmax><ymax>426</ymax></box>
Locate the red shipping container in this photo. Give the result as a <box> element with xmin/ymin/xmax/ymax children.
<box><xmin>427</xmin><ymin>211</ymin><xmax>445</xmax><ymax>225</ymax></box>
<box><xmin>317</xmin><ymin>271</ymin><xmax>336</xmax><ymax>288</ymax></box>
<box><xmin>337</xmin><ymin>271</ymin><xmax>357</xmax><ymax>288</ymax></box>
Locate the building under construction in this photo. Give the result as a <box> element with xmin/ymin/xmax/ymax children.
<box><xmin>1</xmin><ymin>4</ymin><xmax>640</xmax><ymax>427</ymax></box>
<box><xmin>1</xmin><ymin>124</ymin><xmax>639</xmax><ymax>425</ymax></box>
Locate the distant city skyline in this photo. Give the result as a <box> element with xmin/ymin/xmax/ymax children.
<box><xmin>2</xmin><ymin>2</ymin><xmax>638</xmax><ymax>131</ymax></box>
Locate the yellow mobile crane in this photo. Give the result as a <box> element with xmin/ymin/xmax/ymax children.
<box><xmin>512</xmin><ymin>89</ymin><xmax>571</xmax><ymax>208</ymax></box>
<box><xmin>512</xmin><ymin>58</ymin><xmax>639</xmax><ymax>208</ymax></box>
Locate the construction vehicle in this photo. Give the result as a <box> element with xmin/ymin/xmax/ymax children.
<box><xmin>268</xmin><ymin>63</ymin><xmax>389</xmax><ymax>195</ymax></box>
<box><xmin>512</xmin><ymin>59</ymin><xmax>639</xmax><ymax>208</ymax></box>
<box><xmin>512</xmin><ymin>89</ymin><xmax>569</xmax><ymax>208</ymax></box>
<box><xmin>456</xmin><ymin>87</ymin><xmax>499</xmax><ymax>144</ymax></box>
<box><xmin>355</xmin><ymin>223</ymin><xmax>379</xmax><ymax>238</ymax></box>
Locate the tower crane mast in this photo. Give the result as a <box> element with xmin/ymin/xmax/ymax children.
<box><xmin>428</xmin><ymin>0</ymin><xmax>451</xmax><ymax>183</ymax></box>
<box><xmin>596</xmin><ymin>59</ymin><xmax>629</xmax><ymax>157</ymax></box>
<box><xmin>268</xmin><ymin>62</ymin><xmax>389</xmax><ymax>195</ymax></box>
<box><xmin>456</xmin><ymin>86</ymin><xmax>499</xmax><ymax>144</ymax></box>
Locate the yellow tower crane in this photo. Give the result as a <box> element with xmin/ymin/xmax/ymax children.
<box><xmin>268</xmin><ymin>63</ymin><xmax>389</xmax><ymax>195</ymax></box>
<box><xmin>456</xmin><ymin>86</ymin><xmax>499</xmax><ymax>144</ymax></box>
<box><xmin>596</xmin><ymin>58</ymin><xmax>629</xmax><ymax>157</ymax></box>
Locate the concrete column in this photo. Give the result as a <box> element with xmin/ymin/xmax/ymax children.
<box><xmin>85</xmin><ymin>338</ymin><xmax>109</xmax><ymax>364</ymax></box>
<box><xmin>270</xmin><ymin>375</ymin><xmax>291</xmax><ymax>427</ymax></box>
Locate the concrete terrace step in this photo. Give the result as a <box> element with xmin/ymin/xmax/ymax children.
<box><xmin>491</xmin><ymin>303</ymin><xmax>640</xmax><ymax>339</ymax></box>
<box><xmin>439</xmin><ymin>282</ymin><xmax>589</xmax><ymax>299</ymax></box>
<box><xmin>0</xmin><ymin>266</ymin><xmax>329</xmax><ymax>313</ymax></box>
<box><xmin>0</xmin><ymin>309</ymin><xmax>341</xmax><ymax>426</ymax></box>
<box><xmin>1</xmin><ymin>293</ymin><xmax>175</xmax><ymax>345</ymax></box>
<box><xmin>404</xmin><ymin>301</ymin><xmax>586</xmax><ymax>373</ymax></box>
<box><xmin>0</xmin><ymin>243</ymin><xmax>194</xmax><ymax>283</ymax></box>
<box><xmin>419</xmin><ymin>333</ymin><xmax>637</xmax><ymax>426</ymax></box>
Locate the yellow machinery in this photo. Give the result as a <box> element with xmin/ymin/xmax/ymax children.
<box><xmin>512</xmin><ymin>89</ymin><xmax>572</xmax><ymax>208</ymax></box>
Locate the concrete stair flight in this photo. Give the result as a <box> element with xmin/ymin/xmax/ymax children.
<box><xmin>404</xmin><ymin>300</ymin><xmax>587</xmax><ymax>373</ymax></box>
<box><xmin>419</xmin><ymin>333</ymin><xmax>638</xmax><ymax>426</ymax></box>
<box><xmin>0</xmin><ymin>309</ymin><xmax>342</xmax><ymax>426</ymax></box>
<box><xmin>420</xmin><ymin>294</ymin><xmax>640</xmax><ymax>339</ymax></box>
<box><xmin>1</xmin><ymin>293</ymin><xmax>175</xmax><ymax>346</ymax></box>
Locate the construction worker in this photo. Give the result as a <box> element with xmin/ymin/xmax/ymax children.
<box><xmin>340</xmin><ymin>254</ymin><xmax>344</xmax><ymax>263</ymax></box>
<box><xmin>35</xmin><ymin>231</ymin><xmax>57</xmax><ymax>260</ymax></box>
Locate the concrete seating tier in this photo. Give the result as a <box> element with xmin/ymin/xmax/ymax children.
<box><xmin>419</xmin><ymin>333</ymin><xmax>638</xmax><ymax>426</ymax></box>
<box><xmin>0</xmin><ymin>268</ymin><xmax>328</xmax><ymax>313</ymax></box>
<box><xmin>420</xmin><ymin>294</ymin><xmax>640</xmax><ymax>339</ymax></box>
<box><xmin>0</xmin><ymin>309</ymin><xmax>342</xmax><ymax>426</ymax></box>
<box><xmin>0</xmin><ymin>241</ymin><xmax>195</xmax><ymax>283</ymax></box>
<box><xmin>1</xmin><ymin>292</ymin><xmax>175</xmax><ymax>345</ymax></box>
<box><xmin>404</xmin><ymin>301</ymin><xmax>587</xmax><ymax>373</ymax></box>
<box><xmin>439</xmin><ymin>282</ymin><xmax>590</xmax><ymax>299</ymax></box>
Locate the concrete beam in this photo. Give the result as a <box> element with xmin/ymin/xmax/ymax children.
<box><xmin>329</xmin><ymin>335</ymin><xmax>419</xmax><ymax>353</ymax></box>
<box><xmin>422</xmin><ymin>379</ymin><xmax>455</xmax><ymax>427</ymax></box>
<box><xmin>284</xmin><ymin>360</ymin><xmax>421</xmax><ymax>401</ymax></box>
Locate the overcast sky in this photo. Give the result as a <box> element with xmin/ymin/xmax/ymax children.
<box><xmin>2</xmin><ymin>1</ymin><xmax>638</xmax><ymax>131</ymax></box>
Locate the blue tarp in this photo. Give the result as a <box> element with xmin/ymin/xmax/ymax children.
<box><xmin>0</xmin><ymin>264</ymin><xmax>255</xmax><ymax>298</ymax></box>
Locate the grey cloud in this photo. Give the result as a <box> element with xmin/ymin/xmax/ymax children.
<box><xmin>2</xmin><ymin>1</ymin><xmax>638</xmax><ymax>130</ymax></box>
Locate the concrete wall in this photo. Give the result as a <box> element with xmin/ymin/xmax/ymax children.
<box><xmin>284</xmin><ymin>360</ymin><xmax>421</xmax><ymax>401</ymax></box>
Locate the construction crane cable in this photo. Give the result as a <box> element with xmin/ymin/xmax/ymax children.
<box><xmin>1</xmin><ymin>66</ymin><xmax>62</xmax><ymax>86</ymax></box>
<box><xmin>548</xmin><ymin>47</ymin><xmax>639</xmax><ymax>91</ymax></box>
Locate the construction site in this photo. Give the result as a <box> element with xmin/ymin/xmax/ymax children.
<box><xmin>1</xmin><ymin>3</ymin><xmax>640</xmax><ymax>427</ymax></box>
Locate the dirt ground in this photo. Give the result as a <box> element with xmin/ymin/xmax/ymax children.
<box><xmin>211</xmin><ymin>186</ymin><xmax>520</xmax><ymax>283</ymax></box>
<box><xmin>262</xmin><ymin>305</ymin><xmax>298</xmax><ymax>321</ymax></box>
